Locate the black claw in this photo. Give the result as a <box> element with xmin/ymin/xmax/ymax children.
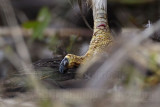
<box><xmin>59</xmin><ymin>58</ymin><xmax>69</xmax><ymax>73</ymax></box>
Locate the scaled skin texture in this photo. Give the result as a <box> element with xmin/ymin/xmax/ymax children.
<box><xmin>67</xmin><ymin>28</ymin><xmax>113</xmax><ymax>68</ymax></box>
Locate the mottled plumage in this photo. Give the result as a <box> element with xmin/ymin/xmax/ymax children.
<box><xmin>59</xmin><ymin>0</ymin><xmax>113</xmax><ymax>73</ymax></box>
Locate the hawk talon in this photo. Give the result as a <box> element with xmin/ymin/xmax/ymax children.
<box><xmin>59</xmin><ymin>57</ymin><xmax>69</xmax><ymax>73</ymax></box>
<box><xmin>59</xmin><ymin>54</ymin><xmax>85</xmax><ymax>73</ymax></box>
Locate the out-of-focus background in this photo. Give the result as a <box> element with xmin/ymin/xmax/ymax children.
<box><xmin>0</xmin><ymin>0</ymin><xmax>160</xmax><ymax>107</ymax></box>
<box><xmin>1</xmin><ymin>0</ymin><xmax>159</xmax><ymax>59</ymax></box>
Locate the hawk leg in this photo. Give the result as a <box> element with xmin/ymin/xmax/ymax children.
<box><xmin>59</xmin><ymin>0</ymin><xmax>113</xmax><ymax>73</ymax></box>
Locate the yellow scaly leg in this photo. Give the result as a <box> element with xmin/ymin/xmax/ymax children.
<box><xmin>59</xmin><ymin>0</ymin><xmax>113</xmax><ymax>73</ymax></box>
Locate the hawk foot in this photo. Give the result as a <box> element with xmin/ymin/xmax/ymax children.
<box><xmin>59</xmin><ymin>54</ymin><xmax>84</xmax><ymax>73</ymax></box>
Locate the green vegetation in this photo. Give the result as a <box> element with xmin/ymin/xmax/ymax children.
<box><xmin>23</xmin><ymin>7</ymin><xmax>51</xmax><ymax>40</ymax></box>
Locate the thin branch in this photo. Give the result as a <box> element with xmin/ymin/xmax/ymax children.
<box><xmin>0</xmin><ymin>27</ymin><xmax>92</xmax><ymax>37</ymax></box>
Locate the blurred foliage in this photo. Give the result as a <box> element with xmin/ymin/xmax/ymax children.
<box><xmin>23</xmin><ymin>7</ymin><xmax>51</xmax><ymax>40</ymax></box>
<box><xmin>48</xmin><ymin>34</ymin><xmax>78</xmax><ymax>55</ymax></box>
<box><xmin>149</xmin><ymin>53</ymin><xmax>159</xmax><ymax>72</ymax></box>
<box><xmin>109</xmin><ymin>0</ymin><xmax>154</xmax><ymax>4</ymax></box>
<box><xmin>145</xmin><ymin>53</ymin><xmax>160</xmax><ymax>86</ymax></box>
<box><xmin>66</xmin><ymin>35</ymin><xmax>78</xmax><ymax>53</ymax></box>
<box><xmin>121</xmin><ymin>64</ymin><xmax>144</xmax><ymax>87</ymax></box>
<box><xmin>48</xmin><ymin>35</ymin><xmax>61</xmax><ymax>54</ymax></box>
<box><xmin>39</xmin><ymin>98</ymin><xmax>53</xmax><ymax>107</ymax></box>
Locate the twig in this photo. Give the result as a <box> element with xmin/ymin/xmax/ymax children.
<box><xmin>0</xmin><ymin>27</ymin><xmax>92</xmax><ymax>37</ymax></box>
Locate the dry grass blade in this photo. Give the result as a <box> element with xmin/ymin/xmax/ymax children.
<box><xmin>0</xmin><ymin>27</ymin><xmax>92</xmax><ymax>37</ymax></box>
<box><xmin>87</xmin><ymin>19</ymin><xmax>160</xmax><ymax>88</ymax></box>
<box><xmin>0</xmin><ymin>0</ymin><xmax>50</xmax><ymax>100</ymax></box>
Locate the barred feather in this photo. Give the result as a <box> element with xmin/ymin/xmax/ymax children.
<box><xmin>92</xmin><ymin>0</ymin><xmax>107</xmax><ymax>10</ymax></box>
<box><xmin>91</xmin><ymin>0</ymin><xmax>109</xmax><ymax>32</ymax></box>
